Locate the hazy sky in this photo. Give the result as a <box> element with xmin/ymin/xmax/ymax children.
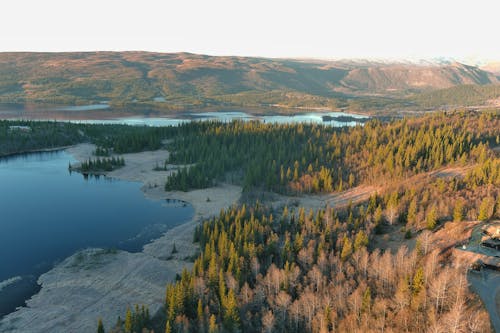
<box><xmin>1</xmin><ymin>0</ymin><xmax>498</xmax><ymax>60</ymax></box>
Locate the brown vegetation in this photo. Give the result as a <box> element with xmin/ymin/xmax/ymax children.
<box><xmin>1</xmin><ymin>52</ymin><xmax>499</xmax><ymax>110</ymax></box>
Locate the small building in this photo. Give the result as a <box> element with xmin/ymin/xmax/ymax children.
<box><xmin>8</xmin><ymin>125</ymin><xmax>32</xmax><ymax>132</ymax></box>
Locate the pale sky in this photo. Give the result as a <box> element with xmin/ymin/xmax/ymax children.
<box><xmin>1</xmin><ymin>0</ymin><xmax>499</xmax><ymax>61</ymax></box>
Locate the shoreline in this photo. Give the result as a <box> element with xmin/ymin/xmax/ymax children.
<box><xmin>0</xmin><ymin>145</ymin><xmax>73</xmax><ymax>158</ymax></box>
<box><xmin>0</xmin><ymin>144</ymin><xmax>242</xmax><ymax>333</ymax></box>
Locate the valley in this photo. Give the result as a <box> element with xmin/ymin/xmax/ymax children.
<box><xmin>0</xmin><ymin>110</ymin><xmax>499</xmax><ymax>332</ymax></box>
<box><xmin>0</xmin><ymin>52</ymin><xmax>499</xmax><ymax>114</ymax></box>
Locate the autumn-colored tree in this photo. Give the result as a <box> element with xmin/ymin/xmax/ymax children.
<box><xmin>124</xmin><ymin>308</ymin><xmax>132</xmax><ymax>333</ymax></box>
<box><xmin>426</xmin><ymin>205</ymin><xmax>438</xmax><ymax>230</ymax></box>
<box><xmin>354</xmin><ymin>230</ymin><xmax>369</xmax><ymax>251</ymax></box>
<box><xmin>453</xmin><ymin>199</ymin><xmax>464</xmax><ymax>222</ymax></box>
<box><xmin>478</xmin><ymin>196</ymin><xmax>495</xmax><ymax>221</ymax></box>
<box><xmin>340</xmin><ymin>236</ymin><xmax>353</xmax><ymax>261</ymax></box>
<box><xmin>208</xmin><ymin>314</ymin><xmax>218</xmax><ymax>333</ymax></box>
<box><xmin>223</xmin><ymin>289</ymin><xmax>240</xmax><ymax>330</ymax></box>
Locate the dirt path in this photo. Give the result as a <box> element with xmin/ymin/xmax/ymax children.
<box><xmin>265</xmin><ymin>185</ymin><xmax>378</xmax><ymax>215</ymax></box>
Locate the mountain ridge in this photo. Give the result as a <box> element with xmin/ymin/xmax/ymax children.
<box><xmin>0</xmin><ymin>51</ymin><xmax>499</xmax><ymax>111</ymax></box>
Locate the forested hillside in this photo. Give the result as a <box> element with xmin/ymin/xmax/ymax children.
<box><xmin>412</xmin><ymin>85</ymin><xmax>500</xmax><ymax>108</ymax></box>
<box><xmin>96</xmin><ymin>111</ymin><xmax>499</xmax><ymax>333</ymax></box>
<box><xmin>112</xmin><ymin>160</ymin><xmax>500</xmax><ymax>332</ymax></box>
<box><xmin>164</xmin><ymin>112</ymin><xmax>499</xmax><ymax>194</ymax></box>
<box><xmin>0</xmin><ymin>120</ymin><xmax>174</xmax><ymax>157</ymax></box>
<box><xmin>0</xmin><ymin>52</ymin><xmax>499</xmax><ymax>111</ymax></box>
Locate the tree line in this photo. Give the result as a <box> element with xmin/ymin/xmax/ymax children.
<box><xmin>164</xmin><ymin>111</ymin><xmax>499</xmax><ymax>195</ymax></box>
<box><xmin>0</xmin><ymin>120</ymin><xmax>178</xmax><ymax>156</ymax></box>
<box><xmin>100</xmin><ymin>110</ymin><xmax>499</xmax><ymax>332</ymax></box>
<box><xmin>72</xmin><ymin>156</ymin><xmax>125</xmax><ymax>173</ymax></box>
<box><xmin>110</xmin><ymin>192</ymin><xmax>494</xmax><ymax>332</ymax></box>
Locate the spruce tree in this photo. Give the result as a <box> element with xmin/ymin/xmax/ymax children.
<box><xmin>453</xmin><ymin>200</ymin><xmax>464</xmax><ymax>222</ymax></box>
<box><xmin>97</xmin><ymin>318</ymin><xmax>105</xmax><ymax>333</ymax></box>
<box><xmin>223</xmin><ymin>289</ymin><xmax>239</xmax><ymax>331</ymax></box>
<box><xmin>426</xmin><ymin>206</ymin><xmax>438</xmax><ymax>230</ymax></box>
<box><xmin>209</xmin><ymin>314</ymin><xmax>218</xmax><ymax>333</ymax></box>
<box><xmin>124</xmin><ymin>308</ymin><xmax>132</xmax><ymax>333</ymax></box>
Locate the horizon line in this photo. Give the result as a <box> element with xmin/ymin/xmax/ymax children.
<box><xmin>0</xmin><ymin>50</ymin><xmax>498</xmax><ymax>65</ymax></box>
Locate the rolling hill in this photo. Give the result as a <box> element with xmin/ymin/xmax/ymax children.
<box><xmin>0</xmin><ymin>52</ymin><xmax>499</xmax><ymax>111</ymax></box>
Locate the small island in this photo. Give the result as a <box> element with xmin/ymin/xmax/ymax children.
<box><xmin>69</xmin><ymin>156</ymin><xmax>125</xmax><ymax>174</ymax></box>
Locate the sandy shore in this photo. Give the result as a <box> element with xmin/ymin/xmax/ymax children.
<box><xmin>0</xmin><ymin>144</ymin><xmax>241</xmax><ymax>333</ymax></box>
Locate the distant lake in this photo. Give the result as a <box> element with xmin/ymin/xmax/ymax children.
<box><xmin>0</xmin><ymin>151</ymin><xmax>193</xmax><ymax>317</ymax></box>
<box><xmin>0</xmin><ymin>103</ymin><xmax>368</xmax><ymax>127</ymax></box>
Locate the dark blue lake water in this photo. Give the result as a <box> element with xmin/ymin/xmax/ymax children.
<box><xmin>0</xmin><ymin>151</ymin><xmax>193</xmax><ymax>316</ymax></box>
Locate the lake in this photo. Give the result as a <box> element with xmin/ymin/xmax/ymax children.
<box><xmin>0</xmin><ymin>103</ymin><xmax>368</xmax><ymax>127</ymax></box>
<box><xmin>0</xmin><ymin>151</ymin><xmax>193</xmax><ymax>317</ymax></box>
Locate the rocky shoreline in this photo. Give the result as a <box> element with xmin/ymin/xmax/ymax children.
<box><xmin>0</xmin><ymin>144</ymin><xmax>242</xmax><ymax>333</ymax></box>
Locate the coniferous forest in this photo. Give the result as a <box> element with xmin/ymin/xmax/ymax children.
<box><xmin>74</xmin><ymin>156</ymin><xmax>125</xmax><ymax>173</ymax></box>
<box><xmin>1</xmin><ymin>111</ymin><xmax>499</xmax><ymax>333</ymax></box>
<box><xmin>164</xmin><ymin>112</ymin><xmax>499</xmax><ymax>194</ymax></box>
<box><xmin>100</xmin><ymin>111</ymin><xmax>500</xmax><ymax>333</ymax></box>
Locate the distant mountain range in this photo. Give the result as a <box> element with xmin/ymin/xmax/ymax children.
<box><xmin>0</xmin><ymin>52</ymin><xmax>499</xmax><ymax>112</ymax></box>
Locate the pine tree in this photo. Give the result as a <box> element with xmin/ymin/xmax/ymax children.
<box><xmin>340</xmin><ymin>236</ymin><xmax>353</xmax><ymax>262</ymax></box>
<box><xmin>478</xmin><ymin>197</ymin><xmax>494</xmax><ymax>221</ymax></box>
<box><xmin>412</xmin><ymin>267</ymin><xmax>425</xmax><ymax>295</ymax></box>
<box><xmin>407</xmin><ymin>198</ymin><xmax>417</xmax><ymax>225</ymax></box>
<box><xmin>223</xmin><ymin>289</ymin><xmax>240</xmax><ymax>330</ymax></box>
<box><xmin>97</xmin><ymin>318</ymin><xmax>105</xmax><ymax>333</ymax></box>
<box><xmin>124</xmin><ymin>308</ymin><xmax>132</xmax><ymax>333</ymax></box>
<box><xmin>197</xmin><ymin>298</ymin><xmax>204</xmax><ymax>328</ymax></box>
<box><xmin>219</xmin><ymin>269</ymin><xmax>226</xmax><ymax>304</ymax></box>
<box><xmin>209</xmin><ymin>314</ymin><xmax>218</xmax><ymax>333</ymax></box>
<box><xmin>208</xmin><ymin>255</ymin><xmax>218</xmax><ymax>288</ymax></box>
<box><xmin>354</xmin><ymin>230</ymin><xmax>368</xmax><ymax>251</ymax></box>
<box><xmin>453</xmin><ymin>200</ymin><xmax>464</xmax><ymax>222</ymax></box>
<box><xmin>426</xmin><ymin>205</ymin><xmax>438</xmax><ymax>230</ymax></box>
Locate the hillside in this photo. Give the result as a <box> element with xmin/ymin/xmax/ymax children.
<box><xmin>1</xmin><ymin>112</ymin><xmax>499</xmax><ymax>332</ymax></box>
<box><xmin>0</xmin><ymin>52</ymin><xmax>499</xmax><ymax>111</ymax></box>
<box><xmin>340</xmin><ymin>62</ymin><xmax>498</xmax><ymax>92</ymax></box>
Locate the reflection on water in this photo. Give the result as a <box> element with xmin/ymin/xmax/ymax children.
<box><xmin>54</xmin><ymin>104</ymin><xmax>110</xmax><ymax>111</ymax></box>
<box><xmin>0</xmin><ymin>103</ymin><xmax>368</xmax><ymax>127</ymax></box>
<box><xmin>0</xmin><ymin>150</ymin><xmax>193</xmax><ymax>317</ymax></box>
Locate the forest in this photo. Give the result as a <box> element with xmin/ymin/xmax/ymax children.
<box><xmin>110</xmin><ymin>170</ymin><xmax>499</xmax><ymax>332</ymax></box>
<box><xmin>412</xmin><ymin>85</ymin><xmax>500</xmax><ymax>108</ymax></box>
<box><xmin>90</xmin><ymin>111</ymin><xmax>500</xmax><ymax>333</ymax></box>
<box><xmin>2</xmin><ymin>111</ymin><xmax>499</xmax><ymax>332</ymax></box>
<box><xmin>0</xmin><ymin>120</ymin><xmax>175</xmax><ymax>157</ymax></box>
<box><xmin>164</xmin><ymin>111</ymin><xmax>499</xmax><ymax>195</ymax></box>
<box><xmin>72</xmin><ymin>156</ymin><xmax>126</xmax><ymax>173</ymax></box>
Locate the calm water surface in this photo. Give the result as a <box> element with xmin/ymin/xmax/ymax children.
<box><xmin>0</xmin><ymin>151</ymin><xmax>193</xmax><ymax>317</ymax></box>
<box><xmin>0</xmin><ymin>104</ymin><xmax>368</xmax><ymax>127</ymax></box>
